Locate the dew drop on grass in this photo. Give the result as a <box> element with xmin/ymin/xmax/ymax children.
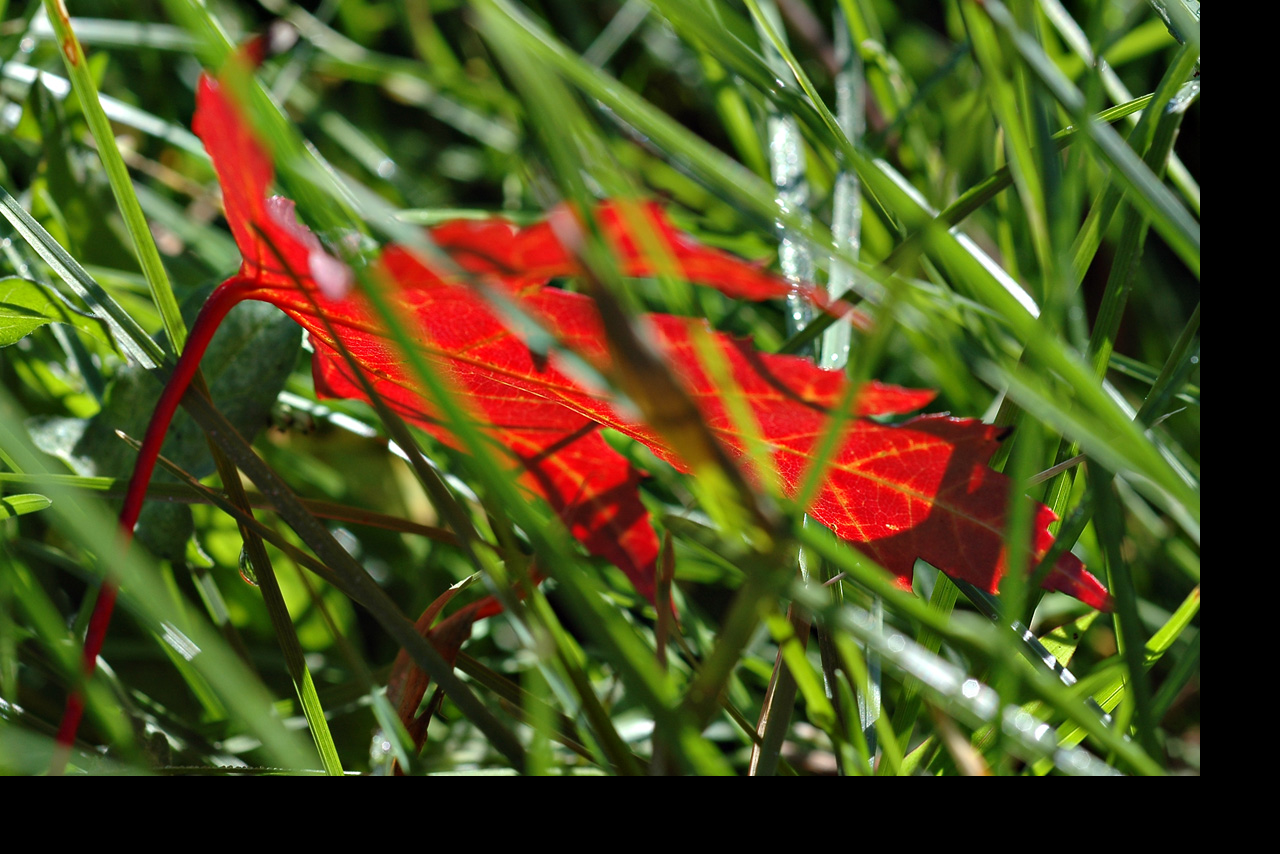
<box><xmin>238</xmin><ymin>547</ymin><xmax>258</xmax><ymax>586</ymax></box>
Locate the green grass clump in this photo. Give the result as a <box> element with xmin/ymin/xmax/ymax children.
<box><xmin>0</xmin><ymin>0</ymin><xmax>1198</xmax><ymax>775</ymax></box>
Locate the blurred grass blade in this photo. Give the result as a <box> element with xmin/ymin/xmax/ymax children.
<box><xmin>0</xmin><ymin>62</ymin><xmax>206</xmax><ymax>156</ymax></box>
<box><xmin>29</xmin><ymin>15</ymin><xmax>196</xmax><ymax>52</ymax></box>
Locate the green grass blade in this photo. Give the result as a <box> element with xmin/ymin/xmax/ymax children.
<box><xmin>39</xmin><ymin>3</ymin><xmax>188</xmax><ymax>351</ymax></box>
<box><xmin>0</xmin><ymin>188</ymin><xmax>159</xmax><ymax>367</ymax></box>
<box><xmin>978</xmin><ymin>1</ymin><xmax>1199</xmax><ymax>278</ymax></box>
<box><xmin>240</xmin><ymin>537</ymin><xmax>344</xmax><ymax>776</ymax></box>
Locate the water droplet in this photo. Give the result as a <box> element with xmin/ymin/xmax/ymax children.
<box><xmin>238</xmin><ymin>548</ymin><xmax>259</xmax><ymax>586</ymax></box>
<box><xmin>19</xmin><ymin>37</ymin><xmax>34</xmax><ymax>54</ymax></box>
<box><xmin>368</xmin><ymin>731</ymin><xmax>396</xmax><ymax>775</ymax></box>
<box><xmin>375</xmin><ymin>158</ymin><xmax>396</xmax><ymax>179</ymax></box>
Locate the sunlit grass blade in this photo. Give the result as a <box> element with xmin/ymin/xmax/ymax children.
<box><xmin>39</xmin><ymin>2</ymin><xmax>187</xmax><ymax>352</ymax></box>
<box><xmin>976</xmin><ymin>0</ymin><xmax>1199</xmax><ymax>278</ymax></box>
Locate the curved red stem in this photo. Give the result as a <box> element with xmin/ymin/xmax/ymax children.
<box><xmin>51</xmin><ymin>280</ymin><xmax>248</xmax><ymax>773</ymax></box>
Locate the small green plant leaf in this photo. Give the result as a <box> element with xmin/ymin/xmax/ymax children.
<box><xmin>0</xmin><ymin>492</ymin><xmax>52</xmax><ymax>519</ymax></box>
<box><xmin>28</xmin><ymin>298</ymin><xmax>299</xmax><ymax>559</ymax></box>
<box><xmin>0</xmin><ymin>276</ymin><xmax>112</xmax><ymax>347</ymax></box>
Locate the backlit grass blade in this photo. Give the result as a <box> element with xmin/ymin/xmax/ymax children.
<box><xmin>39</xmin><ymin>3</ymin><xmax>187</xmax><ymax>352</ymax></box>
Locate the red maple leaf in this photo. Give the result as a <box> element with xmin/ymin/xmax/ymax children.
<box><xmin>187</xmin><ymin>74</ymin><xmax>1105</xmax><ymax>606</ymax></box>
<box><xmin>54</xmin><ymin>68</ymin><xmax>1108</xmax><ymax>766</ymax></box>
<box><xmin>130</xmin><ymin>70</ymin><xmax>1110</xmax><ymax>609</ymax></box>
